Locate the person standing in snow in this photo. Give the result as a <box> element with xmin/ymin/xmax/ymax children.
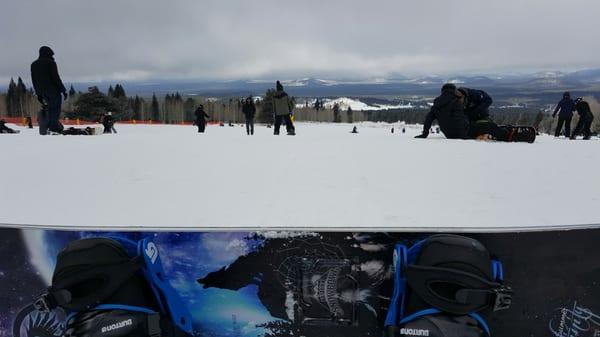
<box><xmin>242</xmin><ymin>97</ymin><xmax>256</xmax><ymax>135</ymax></box>
<box><xmin>31</xmin><ymin>46</ymin><xmax>68</xmax><ymax>135</ymax></box>
<box><xmin>272</xmin><ymin>81</ymin><xmax>295</xmax><ymax>135</ymax></box>
<box><xmin>552</xmin><ymin>92</ymin><xmax>575</xmax><ymax>138</ymax></box>
<box><xmin>194</xmin><ymin>104</ymin><xmax>210</xmax><ymax>133</ymax></box>
<box><xmin>102</xmin><ymin>112</ymin><xmax>117</xmax><ymax>134</ymax></box>
<box><xmin>571</xmin><ymin>97</ymin><xmax>594</xmax><ymax>140</ymax></box>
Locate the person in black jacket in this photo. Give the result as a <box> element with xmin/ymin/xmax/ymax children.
<box><xmin>102</xmin><ymin>112</ymin><xmax>117</xmax><ymax>134</ymax></box>
<box><xmin>0</xmin><ymin>120</ymin><xmax>18</xmax><ymax>134</ymax></box>
<box><xmin>415</xmin><ymin>83</ymin><xmax>469</xmax><ymax>139</ymax></box>
<box><xmin>194</xmin><ymin>105</ymin><xmax>210</xmax><ymax>133</ymax></box>
<box><xmin>31</xmin><ymin>46</ymin><xmax>67</xmax><ymax>135</ymax></box>
<box><xmin>571</xmin><ymin>98</ymin><xmax>594</xmax><ymax>140</ymax></box>
<box><xmin>242</xmin><ymin>97</ymin><xmax>256</xmax><ymax>135</ymax></box>
<box><xmin>457</xmin><ymin>87</ymin><xmax>492</xmax><ymax>122</ymax></box>
<box><xmin>552</xmin><ymin>92</ymin><xmax>575</xmax><ymax>137</ymax></box>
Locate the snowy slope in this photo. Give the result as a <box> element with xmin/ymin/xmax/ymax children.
<box><xmin>0</xmin><ymin>122</ymin><xmax>599</xmax><ymax>230</ymax></box>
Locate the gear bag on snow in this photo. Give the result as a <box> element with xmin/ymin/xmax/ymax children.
<box><xmin>28</xmin><ymin>237</ymin><xmax>192</xmax><ymax>337</ymax></box>
<box><xmin>384</xmin><ymin>234</ymin><xmax>511</xmax><ymax>337</ymax></box>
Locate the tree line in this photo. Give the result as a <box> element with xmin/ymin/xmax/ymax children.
<box><xmin>1</xmin><ymin>79</ymin><xmax>599</xmax><ymax>134</ymax></box>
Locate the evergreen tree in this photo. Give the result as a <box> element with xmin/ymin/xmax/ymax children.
<box><xmin>257</xmin><ymin>89</ymin><xmax>275</xmax><ymax>123</ymax></box>
<box><xmin>107</xmin><ymin>85</ymin><xmax>115</xmax><ymax>97</ymax></box>
<box><xmin>151</xmin><ymin>93</ymin><xmax>160</xmax><ymax>121</ymax></box>
<box><xmin>6</xmin><ymin>78</ymin><xmax>17</xmax><ymax>116</ymax></box>
<box><xmin>347</xmin><ymin>106</ymin><xmax>353</xmax><ymax>123</ymax></box>
<box><xmin>113</xmin><ymin>84</ymin><xmax>126</xmax><ymax>98</ymax></box>
<box><xmin>69</xmin><ymin>85</ymin><xmax>76</xmax><ymax>97</ymax></box>
<box><xmin>72</xmin><ymin>86</ymin><xmax>120</xmax><ymax>120</ymax></box>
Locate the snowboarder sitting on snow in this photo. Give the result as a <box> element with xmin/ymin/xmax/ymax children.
<box><xmin>194</xmin><ymin>104</ymin><xmax>210</xmax><ymax>133</ymax></box>
<box><xmin>351</xmin><ymin>126</ymin><xmax>358</xmax><ymax>133</ymax></box>
<box><xmin>272</xmin><ymin>81</ymin><xmax>295</xmax><ymax>135</ymax></box>
<box><xmin>415</xmin><ymin>83</ymin><xmax>469</xmax><ymax>139</ymax></box>
<box><xmin>102</xmin><ymin>112</ymin><xmax>117</xmax><ymax>134</ymax></box>
<box><xmin>553</xmin><ymin>92</ymin><xmax>575</xmax><ymax>138</ymax></box>
<box><xmin>0</xmin><ymin>120</ymin><xmax>18</xmax><ymax>134</ymax></box>
<box><xmin>457</xmin><ymin>87</ymin><xmax>492</xmax><ymax>122</ymax></box>
<box><xmin>571</xmin><ymin>97</ymin><xmax>594</xmax><ymax>140</ymax></box>
<box><xmin>242</xmin><ymin>96</ymin><xmax>256</xmax><ymax>135</ymax></box>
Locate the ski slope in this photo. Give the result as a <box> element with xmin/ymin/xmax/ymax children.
<box><xmin>0</xmin><ymin>122</ymin><xmax>599</xmax><ymax>231</ymax></box>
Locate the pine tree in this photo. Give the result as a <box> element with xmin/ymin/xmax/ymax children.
<box><xmin>347</xmin><ymin>106</ymin><xmax>353</xmax><ymax>123</ymax></box>
<box><xmin>151</xmin><ymin>93</ymin><xmax>160</xmax><ymax>121</ymax></box>
<box><xmin>6</xmin><ymin>78</ymin><xmax>17</xmax><ymax>117</ymax></box>
<box><xmin>69</xmin><ymin>85</ymin><xmax>76</xmax><ymax>97</ymax></box>
<box><xmin>107</xmin><ymin>85</ymin><xmax>115</xmax><ymax>97</ymax></box>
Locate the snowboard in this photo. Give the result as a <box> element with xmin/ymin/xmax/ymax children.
<box><xmin>476</xmin><ymin>126</ymin><xmax>537</xmax><ymax>143</ymax></box>
<box><xmin>0</xmin><ymin>225</ymin><xmax>598</xmax><ymax>337</ymax></box>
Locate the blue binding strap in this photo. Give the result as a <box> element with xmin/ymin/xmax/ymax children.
<box><xmin>384</xmin><ymin>244</ymin><xmax>408</xmax><ymax>326</ymax></box>
<box><xmin>138</xmin><ymin>238</ymin><xmax>193</xmax><ymax>334</ymax></box>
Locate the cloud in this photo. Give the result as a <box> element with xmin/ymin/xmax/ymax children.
<box><xmin>1</xmin><ymin>0</ymin><xmax>599</xmax><ymax>83</ymax></box>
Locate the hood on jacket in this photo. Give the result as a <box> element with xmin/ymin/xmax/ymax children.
<box><xmin>441</xmin><ymin>83</ymin><xmax>457</xmax><ymax>94</ymax></box>
<box><xmin>39</xmin><ymin>46</ymin><xmax>55</xmax><ymax>59</ymax></box>
<box><xmin>276</xmin><ymin>81</ymin><xmax>284</xmax><ymax>92</ymax></box>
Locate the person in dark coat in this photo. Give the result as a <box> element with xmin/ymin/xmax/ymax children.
<box><xmin>571</xmin><ymin>98</ymin><xmax>594</xmax><ymax>140</ymax></box>
<box><xmin>457</xmin><ymin>87</ymin><xmax>492</xmax><ymax>122</ymax></box>
<box><xmin>194</xmin><ymin>105</ymin><xmax>210</xmax><ymax>133</ymax></box>
<box><xmin>552</xmin><ymin>92</ymin><xmax>575</xmax><ymax>137</ymax></box>
<box><xmin>0</xmin><ymin>120</ymin><xmax>18</xmax><ymax>134</ymax></box>
<box><xmin>102</xmin><ymin>112</ymin><xmax>117</xmax><ymax>134</ymax></box>
<box><xmin>31</xmin><ymin>46</ymin><xmax>67</xmax><ymax>135</ymax></box>
<box><xmin>242</xmin><ymin>97</ymin><xmax>256</xmax><ymax>135</ymax></box>
<box><xmin>415</xmin><ymin>83</ymin><xmax>469</xmax><ymax>139</ymax></box>
<box><xmin>26</xmin><ymin>116</ymin><xmax>33</xmax><ymax>129</ymax></box>
<box><xmin>272</xmin><ymin>81</ymin><xmax>295</xmax><ymax>135</ymax></box>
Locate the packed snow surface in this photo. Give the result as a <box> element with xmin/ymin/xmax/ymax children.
<box><xmin>1</xmin><ymin>122</ymin><xmax>599</xmax><ymax>230</ymax></box>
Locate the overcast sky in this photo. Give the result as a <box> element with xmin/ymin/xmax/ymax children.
<box><xmin>1</xmin><ymin>0</ymin><xmax>599</xmax><ymax>84</ymax></box>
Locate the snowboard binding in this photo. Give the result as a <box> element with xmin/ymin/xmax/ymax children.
<box><xmin>384</xmin><ymin>235</ymin><xmax>511</xmax><ymax>337</ymax></box>
<box><xmin>504</xmin><ymin>125</ymin><xmax>536</xmax><ymax>143</ymax></box>
<box><xmin>16</xmin><ymin>237</ymin><xmax>191</xmax><ymax>337</ymax></box>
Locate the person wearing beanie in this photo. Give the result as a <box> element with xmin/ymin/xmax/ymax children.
<box><xmin>31</xmin><ymin>46</ymin><xmax>67</xmax><ymax>135</ymax></box>
<box><xmin>272</xmin><ymin>81</ymin><xmax>295</xmax><ymax>135</ymax></box>
<box><xmin>552</xmin><ymin>91</ymin><xmax>575</xmax><ymax>138</ymax></box>
<box><xmin>415</xmin><ymin>83</ymin><xmax>469</xmax><ymax>139</ymax></box>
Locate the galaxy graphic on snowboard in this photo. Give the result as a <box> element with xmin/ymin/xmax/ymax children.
<box><xmin>0</xmin><ymin>229</ymin><xmax>400</xmax><ymax>337</ymax></box>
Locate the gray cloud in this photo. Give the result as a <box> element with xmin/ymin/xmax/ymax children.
<box><xmin>1</xmin><ymin>0</ymin><xmax>599</xmax><ymax>84</ymax></box>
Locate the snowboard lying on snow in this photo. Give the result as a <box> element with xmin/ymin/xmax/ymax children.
<box><xmin>0</xmin><ymin>224</ymin><xmax>598</xmax><ymax>337</ymax></box>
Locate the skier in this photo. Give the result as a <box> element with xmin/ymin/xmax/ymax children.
<box><xmin>272</xmin><ymin>81</ymin><xmax>295</xmax><ymax>135</ymax></box>
<box><xmin>31</xmin><ymin>46</ymin><xmax>67</xmax><ymax>135</ymax></box>
<box><xmin>415</xmin><ymin>83</ymin><xmax>469</xmax><ymax>139</ymax></box>
<box><xmin>351</xmin><ymin>126</ymin><xmax>358</xmax><ymax>133</ymax></box>
<box><xmin>552</xmin><ymin>92</ymin><xmax>575</xmax><ymax>138</ymax></box>
<box><xmin>102</xmin><ymin>112</ymin><xmax>117</xmax><ymax>134</ymax></box>
<box><xmin>242</xmin><ymin>97</ymin><xmax>256</xmax><ymax>135</ymax></box>
<box><xmin>457</xmin><ymin>87</ymin><xmax>493</xmax><ymax>122</ymax></box>
<box><xmin>0</xmin><ymin>120</ymin><xmax>18</xmax><ymax>134</ymax></box>
<box><xmin>571</xmin><ymin>98</ymin><xmax>594</xmax><ymax>140</ymax></box>
<box><xmin>194</xmin><ymin>105</ymin><xmax>210</xmax><ymax>133</ymax></box>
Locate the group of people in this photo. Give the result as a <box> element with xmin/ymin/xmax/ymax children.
<box><xmin>193</xmin><ymin>80</ymin><xmax>296</xmax><ymax>136</ymax></box>
<box><xmin>553</xmin><ymin>92</ymin><xmax>595</xmax><ymax>139</ymax></box>
<box><xmin>2</xmin><ymin>46</ymin><xmax>594</xmax><ymax>141</ymax></box>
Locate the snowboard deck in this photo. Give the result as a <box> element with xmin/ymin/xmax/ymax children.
<box><xmin>1</xmin><ymin>225</ymin><xmax>598</xmax><ymax>337</ymax></box>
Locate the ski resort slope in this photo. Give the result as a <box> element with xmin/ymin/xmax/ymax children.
<box><xmin>0</xmin><ymin>122</ymin><xmax>599</xmax><ymax>231</ymax></box>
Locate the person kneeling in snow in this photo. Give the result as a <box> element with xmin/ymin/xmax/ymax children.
<box><xmin>571</xmin><ymin>97</ymin><xmax>594</xmax><ymax>140</ymax></box>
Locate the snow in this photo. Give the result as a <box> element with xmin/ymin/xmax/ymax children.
<box><xmin>306</xmin><ymin>97</ymin><xmax>415</xmax><ymax>111</ymax></box>
<box><xmin>0</xmin><ymin>122</ymin><xmax>599</xmax><ymax>231</ymax></box>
